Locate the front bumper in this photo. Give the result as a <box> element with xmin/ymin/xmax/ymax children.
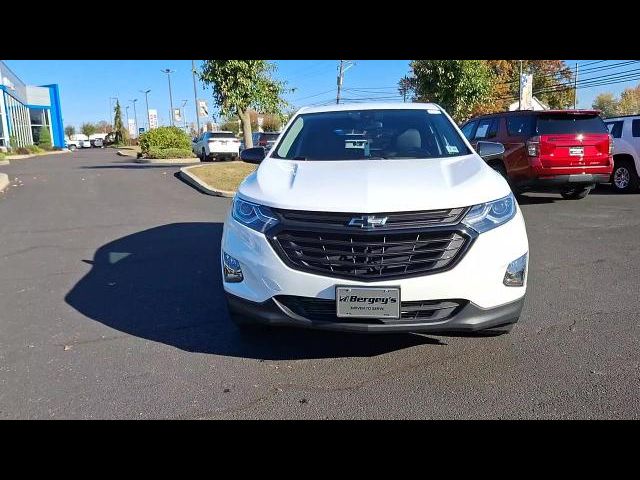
<box><xmin>226</xmin><ymin>292</ymin><xmax>524</xmax><ymax>334</ymax></box>
<box><xmin>221</xmin><ymin>208</ymin><xmax>528</xmax><ymax>310</ymax></box>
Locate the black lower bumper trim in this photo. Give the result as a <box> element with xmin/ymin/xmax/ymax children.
<box><xmin>225</xmin><ymin>292</ymin><xmax>524</xmax><ymax>334</ymax></box>
<box><xmin>518</xmin><ymin>174</ymin><xmax>610</xmax><ymax>190</ymax></box>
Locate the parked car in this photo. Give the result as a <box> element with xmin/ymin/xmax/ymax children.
<box><xmin>91</xmin><ymin>138</ymin><xmax>104</xmax><ymax>148</ymax></box>
<box><xmin>460</xmin><ymin>110</ymin><xmax>613</xmax><ymax>199</ymax></box>
<box><xmin>223</xmin><ymin>103</ymin><xmax>529</xmax><ymax>336</ymax></box>
<box><xmin>192</xmin><ymin>131</ymin><xmax>240</xmax><ymax>161</ymax></box>
<box><xmin>65</xmin><ymin>139</ymin><xmax>79</xmax><ymax>151</ymax></box>
<box><xmin>603</xmin><ymin>115</ymin><xmax>640</xmax><ymax>192</ymax></box>
<box><xmin>251</xmin><ymin>131</ymin><xmax>280</xmax><ymax>153</ymax></box>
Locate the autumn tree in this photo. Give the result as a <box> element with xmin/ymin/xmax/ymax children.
<box><xmin>407</xmin><ymin>60</ymin><xmax>493</xmax><ymax>122</ymax></box>
<box><xmin>199</xmin><ymin>60</ymin><xmax>287</xmax><ymax>148</ymax></box>
<box><xmin>481</xmin><ymin>60</ymin><xmax>573</xmax><ymax>114</ymax></box>
<box><xmin>592</xmin><ymin>93</ymin><xmax>619</xmax><ymax>118</ymax></box>
<box><xmin>617</xmin><ymin>85</ymin><xmax>640</xmax><ymax>115</ymax></box>
<box><xmin>261</xmin><ymin>114</ymin><xmax>282</xmax><ymax>132</ymax></box>
<box><xmin>96</xmin><ymin>120</ymin><xmax>112</xmax><ymax>133</ymax></box>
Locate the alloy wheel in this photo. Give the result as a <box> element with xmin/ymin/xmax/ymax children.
<box><xmin>614</xmin><ymin>167</ymin><xmax>630</xmax><ymax>190</ymax></box>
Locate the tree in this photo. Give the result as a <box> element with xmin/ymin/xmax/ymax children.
<box><xmin>408</xmin><ymin>60</ymin><xmax>494</xmax><ymax>122</ymax></box>
<box><xmin>81</xmin><ymin>122</ymin><xmax>97</xmax><ymax>139</ymax></box>
<box><xmin>38</xmin><ymin>126</ymin><xmax>52</xmax><ymax>149</ymax></box>
<box><xmin>113</xmin><ymin>100</ymin><xmax>125</xmax><ymax>145</ymax></box>
<box><xmin>65</xmin><ymin>125</ymin><xmax>75</xmax><ymax>139</ymax></box>
<box><xmin>617</xmin><ymin>85</ymin><xmax>640</xmax><ymax>115</ymax></box>
<box><xmin>592</xmin><ymin>93</ymin><xmax>619</xmax><ymax>118</ymax></box>
<box><xmin>481</xmin><ymin>60</ymin><xmax>573</xmax><ymax>114</ymax></box>
<box><xmin>96</xmin><ymin>120</ymin><xmax>112</xmax><ymax>134</ymax></box>
<box><xmin>199</xmin><ymin>60</ymin><xmax>287</xmax><ymax>148</ymax></box>
<box><xmin>261</xmin><ymin>114</ymin><xmax>282</xmax><ymax>132</ymax></box>
<box><xmin>220</xmin><ymin>117</ymin><xmax>240</xmax><ymax>135</ymax></box>
<box><xmin>397</xmin><ymin>75</ymin><xmax>415</xmax><ymax>103</ymax></box>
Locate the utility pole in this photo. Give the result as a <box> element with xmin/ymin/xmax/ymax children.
<box><xmin>125</xmin><ymin>105</ymin><xmax>130</xmax><ymax>132</ymax></box>
<box><xmin>518</xmin><ymin>61</ymin><xmax>523</xmax><ymax>111</ymax></box>
<box><xmin>140</xmin><ymin>89</ymin><xmax>151</xmax><ymax>131</ymax></box>
<box><xmin>130</xmin><ymin>99</ymin><xmax>138</xmax><ymax>138</ymax></box>
<box><xmin>191</xmin><ymin>60</ymin><xmax>201</xmax><ymax>133</ymax></box>
<box><xmin>161</xmin><ymin>69</ymin><xmax>175</xmax><ymax>126</ymax></box>
<box><xmin>574</xmin><ymin>62</ymin><xmax>579</xmax><ymax>109</ymax></box>
<box><xmin>336</xmin><ymin>60</ymin><xmax>355</xmax><ymax>104</ymax></box>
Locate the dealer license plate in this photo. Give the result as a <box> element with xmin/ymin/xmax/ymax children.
<box><xmin>336</xmin><ymin>286</ymin><xmax>400</xmax><ymax>319</ymax></box>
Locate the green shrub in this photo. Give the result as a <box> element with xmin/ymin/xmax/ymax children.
<box><xmin>146</xmin><ymin>147</ymin><xmax>195</xmax><ymax>159</ymax></box>
<box><xmin>139</xmin><ymin>126</ymin><xmax>191</xmax><ymax>154</ymax></box>
<box><xmin>26</xmin><ymin>145</ymin><xmax>44</xmax><ymax>154</ymax></box>
<box><xmin>0</xmin><ymin>152</ymin><xmax>5</xmax><ymax>160</ymax></box>
<box><xmin>38</xmin><ymin>126</ymin><xmax>52</xmax><ymax>150</ymax></box>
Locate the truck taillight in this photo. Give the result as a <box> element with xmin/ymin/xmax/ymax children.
<box><xmin>608</xmin><ymin>134</ymin><xmax>614</xmax><ymax>155</ymax></box>
<box><xmin>526</xmin><ymin>136</ymin><xmax>540</xmax><ymax>157</ymax></box>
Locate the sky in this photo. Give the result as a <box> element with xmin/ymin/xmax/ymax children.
<box><xmin>3</xmin><ymin>60</ymin><xmax>638</xmax><ymax>130</ymax></box>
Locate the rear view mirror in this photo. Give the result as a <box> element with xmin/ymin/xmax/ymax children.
<box><xmin>240</xmin><ymin>147</ymin><xmax>266</xmax><ymax>164</ymax></box>
<box><xmin>476</xmin><ymin>141</ymin><xmax>505</xmax><ymax>162</ymax></box>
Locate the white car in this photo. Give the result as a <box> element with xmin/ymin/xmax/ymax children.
<box><xmin>193</xmin><ymin>131</ymin><xmax>240</xmax><ymax>162</ymax></box>
<box><xmin>222</xmin><ymin>103</ymin><xmax>529</xmax><ymax>335</ymax></box>
<box><xmin>604</xmin><ymin>115</ymin><xmax>640</xmax><ymax>192</ymax></box>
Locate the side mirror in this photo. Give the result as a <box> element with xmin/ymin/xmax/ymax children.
<box><xmin>240</xmin><ymin>146</ymin><xmax>266</xmax><ymax>164</ymax></box>
<box><xmin>476</xmin><ymin>141</ymin><xmax>505</xmax><ymax>162</ymax></box>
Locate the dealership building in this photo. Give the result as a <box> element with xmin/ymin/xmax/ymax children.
<box><xmin>0</xmin><ymin>60</ymin><xmax>64</xmax><ymax>150</ymax></box>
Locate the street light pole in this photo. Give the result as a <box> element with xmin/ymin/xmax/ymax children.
<box><xmin>161</xmin><ymin>69</ymin><xmax>175</xmax><ymax>126</ymax></box>
<box><xmin>140</xmin><ymin>89</ymin><xmax>151</xmax><ymax>130</ymax></box>
<box><xmin>181</xmin><ymin>100</ymin><xmax>188</xmax><ymax>130</ymax></box>
<box><xmin>130</xmin><ymin>99</ymin><xmax>139</xmax><ymax>138</ymax></box>
<box><xmin>191</xmin><ymin>60</ymin><xmax>201</xmax><ymax>133</ymax></box>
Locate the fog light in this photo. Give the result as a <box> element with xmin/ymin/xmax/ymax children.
<box><xmin>503</xmin><ymin>253</ymin><xmax>527</xmax><ymax>287</ymax></box>
<box><xmin>223</xmin><ymin>252</ymin><xmax>243</xmax><ymax>283</ymax></box>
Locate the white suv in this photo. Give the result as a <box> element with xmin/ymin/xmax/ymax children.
<box><xmin>222</xmin><ymin>103</ymin><xmax>529</xmax><ymax>335</ymax></box>
<box><xmin>193</xmin><ymin>131</ymin><xmax>240</xmax><ymax>162</ymax></box>
<box><xmin>604</xmin><ymin>115</ymin><xmax>640</xmax><ymax>192</ymax></box>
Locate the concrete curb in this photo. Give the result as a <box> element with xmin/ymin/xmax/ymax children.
<box><xmin>0</xmin><ymin>173</ymin><xmax>9</xmax><ymax>193</ymax></box>
<box><xmin>135</xmin><ymin>157</ymin><xmax>199</xmax><ymax>165</ymax></box>
<box><xmin>179</xmin><ymin>165</ymin><xmax>236</xmax><ymax>198</ymax></box>
<box><xmin>5</xmin><ymin>150</ymin><xmax>71</xmax><ymax>160</ymax></box>
<box><xmin>0</xmin><ymin>160</ymin><xmax>9</xmax><ymax>166</ymax></box>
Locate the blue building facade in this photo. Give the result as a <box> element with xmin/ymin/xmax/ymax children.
<box><xmin>0</xmin><ymin>61</ymin><xmax>64</xmax><ymax>150</ymax></box>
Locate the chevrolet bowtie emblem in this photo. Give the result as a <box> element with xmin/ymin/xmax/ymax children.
<box><xmin>348</xmin><ymin>215</ymin><xmax>388</xmax><ymax>228</ymax></box>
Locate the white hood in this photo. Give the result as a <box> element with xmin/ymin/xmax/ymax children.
<box><xmin>237</xmin><ymin>154</ymin><xmax>511</xmax><ymax>213</ymax></box>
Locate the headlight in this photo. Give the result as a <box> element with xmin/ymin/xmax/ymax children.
<box><xmin>462</xmin><ymin>193</ymin><xmax>516</xmax><ymax>234</ymax></box>
<box><xmin>231</xmin><ymin>196</ymin><xmax>279</xmax><ymax>233</ymax></box>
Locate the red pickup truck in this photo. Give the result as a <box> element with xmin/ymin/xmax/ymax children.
<box><xmin>461</xmin><ymin>110</ymin><xmax>613</xmax><ymax>199</ymax></box>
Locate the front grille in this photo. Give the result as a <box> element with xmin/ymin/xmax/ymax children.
<box><xmin>276</xmin><ymin>295</ymin><xmax>466</xmax><ymax>324</ymax></box>
<box><xmin>275</xmin><ymin>207</ymin><xmax>466</xmax><ymax>230</ymax></box>
<box><xmin>272</xmin><ymin>230</ymin><xmax>469</xmax><ymax>280</ymax></box>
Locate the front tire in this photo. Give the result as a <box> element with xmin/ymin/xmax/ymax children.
<box><xmin>612</xmin><ymin>160</ymin><xmax>640</xmax><ymax>193</ymax></box>
<box><xmin>560</xmin><ymin>185</ymin><xmax>593</xmax><ymax>200</ymax></box>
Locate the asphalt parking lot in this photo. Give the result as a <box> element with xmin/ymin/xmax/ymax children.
<box><xmin>0</xmin><ymin>149</ymin><xmax>638</xmax><ymax>419</ymax></box>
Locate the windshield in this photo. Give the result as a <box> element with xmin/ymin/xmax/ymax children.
<box><xmin>272</xmin><ymin>109</ymin><xmax>470</xmax><ymax>160</ymax></box>
<box><xmin>536</xmin><ymin>114</ymin><xmax>608</xmax><ymax>135</ymax></box>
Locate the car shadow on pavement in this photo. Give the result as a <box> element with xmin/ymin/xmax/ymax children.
<box><xmin>64</xmin><ymin>223</ymin><xmax>442</xmax><ymax>360</ymax></box>
<box><xmin>514</xmin><ymin>193</ymin><xmax>557</xmax><ymax>205</ymax></box>
<box><xmin>590</xmin><ymin>184</ymin><xmax>639</xmax><ymax>195</ymax></box>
